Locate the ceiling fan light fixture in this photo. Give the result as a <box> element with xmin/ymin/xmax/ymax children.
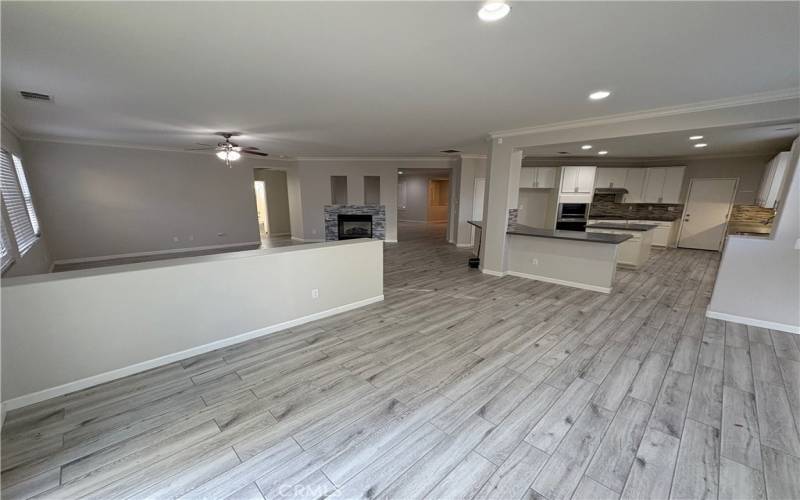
<box><xmin>216</xmin><ymin>150</ymin><xmax>241</xmax><ymax>161</ymax></box>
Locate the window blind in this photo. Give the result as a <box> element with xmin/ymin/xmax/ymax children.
<box><xmin>12</xmin><ymin>154</ymin><xmax>40</xmax><ymax>235</ymax></box>
<box><xmin>0</xmin><ymin>218</ymin><xmax>12</xmax><ymax>271</ymax></box>
<box><xmin>0</xmin><ymin>149</ymin><xmax>37</xmax><ymax>255</ymax></box>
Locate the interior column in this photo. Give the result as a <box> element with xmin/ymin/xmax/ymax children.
<box><xmin>480</xmin><ymin>140</ymin><xmax>522</xmax><ymax>273</ymax></box>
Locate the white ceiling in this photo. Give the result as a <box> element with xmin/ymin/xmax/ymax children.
<box><xmin>2</xmin><ymin>1</ymin><xmax>799</xmax><ymax>156</ymax></box>
<box><xmin>524</xmin><ymin>121</ymin><xmax>800</xmax><ymax>158</ymax></box>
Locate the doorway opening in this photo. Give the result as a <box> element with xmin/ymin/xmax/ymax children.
<box><xmin>254</xmin><ymin>180</ymin><xmax>269</xmax><ymax>239</ymax></box>
<box><xmin>397</xmin><ymin>168</ymin><xmax>452</xmax><ymax>242</ymax></box>
<box><xmin>677</xmin><ymin>177</ymin><xmax>738</xmax><ymax>251</ymax></box>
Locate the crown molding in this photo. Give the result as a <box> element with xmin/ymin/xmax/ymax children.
<box><xmin>491</xmin><ymin>88</ymin><xmax>800</xmax><ymax>139</ymax></box>
<box><xmin>460</xmin><ymin>153</ymin><xmax>488</xmax><ymax>160</ymax></box>
<box><xmin>294</xmin><ymin>155</ymin><xmax>457</xmax><ymax>162</ymax></box>
<box><xmin>522</xmin><ymin>150</ymin><xmax>776</xmax><ymax>165</ymax></box>
<box><xmin>18</xmin><ymin>135</ymin><xmax>296</xmax><ymax>161</ymax></box>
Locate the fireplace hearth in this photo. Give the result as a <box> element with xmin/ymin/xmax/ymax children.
<box><xmin>337</xmin><ymin>214</ymin><xmax>373</xmax><ymax>240</ymax></box>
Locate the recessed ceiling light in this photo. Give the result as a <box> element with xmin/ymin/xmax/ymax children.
<box><xmin>598</xmin><ymin>151</ymin><xmax>608</xmax><ymax>155</ymax></box>
<box><xmin>398</xmin><ymin>171</ymin><xmax>404</xmax><ymax>175</ymax></box>
<box><xmin>478</xmin><ymin>1</ymin><xmax>511</xmax><ymax>22</ymax></box>
<box><xmin>689</xmin><ymin>135</ymin><xmax>704</xmax><ymax>140</ymax></box>
<box><xmin>581</xmin><ymin>145</ymin><xmax>592</xmax><ymax>150</ymax></box>
<box><xmin>589</xmin><ymin>90</ymin><xmax>611</xmax><ymax>100</ymax></box>
<box><xmin>694</xmin><ymin>143</ymin><xmax>708</xmax><ymax>148</ymax></box>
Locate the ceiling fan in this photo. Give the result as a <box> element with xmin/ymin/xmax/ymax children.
<box><xmin>186</xmin><ymin>132</ymin><xmax>268</xmax><ymax>167</ymax></box>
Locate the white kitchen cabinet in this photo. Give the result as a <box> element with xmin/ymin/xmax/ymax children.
<box><xmin>643</xmin><ymin>168</ymin><xmax>666</xmax><ymax>203</ymax></box>
<box><xmin>623</xmin><ymin>168</ymin><xmax>647</xmax><ymax>203</ymax></box>
<box><xmin>595</xmin><ymin>168</ymin><xmax>628</xmax><ymax>189</ymax></box>
<box><xmin>536</xmin><ymin>167</ymin><xmax>556</xmax><ymax>188</ymax></box>
<box><xmin>757</xmin><ymin>152</ymin><xmax>790</xmax><ymax>209</ymax></box>
<box><xmin>643</xmin><ymin>167</ymin><xmax>685</xmax><ymax>203</ymax></box>
<box><xmin>561</xmin><ymin>166</ymin><xmax>596</xmax><ymax>194</ymax></box>
<box><xmin>662</xmin><ymin>167</ymin><xmax>685</xmax><ymax>203</ymax></box>
<box><xmin>520</xmin><ymin>167</ymin><xmax>535</xmax><ymax>188</ymax></box>
<box><xmin>520</xmin><ymin>167</ymin><xmax>557</xmax><ymax>189</ymax></box>
<box><xmin>631</xmin><ymin>220</ymin><xmax>675</xmax><ymax>247</ymax></box>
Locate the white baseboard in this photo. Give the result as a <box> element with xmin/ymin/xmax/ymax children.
<box><xmin>481</xmin><ymin>269</ymin><xmax>506</xmax><ymax>277</ymax></box>
<box><xmin>2</xmin><ymin>295</ymin><xmax>385</xmax><ymax>412</ymax></box>
<box><xmin>456</xmin><ymin>243</ymin><xmax>474</xmax><ymax>248</ymax></box>
<box><xmin>506</xmin><ymin>270</ymin><xmax>611</xmax><ymax>294</ymax></box>
<box><xmin>384</xmin><ymin>239</ymin><xmax>398</xmax><ymax>243</ymax></box>
<box><xmin>706</xmin><ymin>310</ymin><xmax>799</xmax><ymax>334</ymax></box>
<box><xmin>53</xmin><ymin>241</ymin><xmax>261</xmax><ymax>265</ymax></box>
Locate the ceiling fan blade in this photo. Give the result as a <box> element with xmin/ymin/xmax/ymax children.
<box><xmin>242</xmin><ymin>146</ymin><xmax>261</xmax><ymax>151</ymax></box>
<box><xmin>185</xmin><ymin>146</ymin><xmax>215</xmax><ymax>151</ymax></box>
<box><xmin>243</xmin><ymin>150</ymin><xmax>269</xmax><ymax>157</ymax></box>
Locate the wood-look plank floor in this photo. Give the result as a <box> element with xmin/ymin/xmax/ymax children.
<box><xmin>4</xmin><ymin>222</ymin><xmax>799</xmax><ymax>500</ymax></box>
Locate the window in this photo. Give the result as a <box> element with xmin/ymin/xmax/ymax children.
<box><xmin>12</xmin><ymin>154</ymin><xmax>39</xmax><ymax>235</ymax></box>
<box><xmin>0</xmin><ymin>149</ymin><xmax>39</xmax><ymax>255</ymax></box>
<box><xmin>0</xmin><ymin>220</ymin><xmax>12</xmax><ymax>271</ymax></box>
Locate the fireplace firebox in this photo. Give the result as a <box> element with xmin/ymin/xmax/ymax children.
<box><xmin>337</xmin><ymin>214</ymin><xmax>373</xmax><ymax>240</ymax></box>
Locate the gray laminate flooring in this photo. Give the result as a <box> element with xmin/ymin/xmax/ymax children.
<box><xmin>3</xmin><ymin>223</ymin><xmax>799</xmax><ymax>499</ymax></box>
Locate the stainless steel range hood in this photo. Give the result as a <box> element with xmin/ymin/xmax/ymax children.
<box><xmin>594</xmin><ymin>187</ymin><xmax>629</xmax><ymax>194</ymax></box>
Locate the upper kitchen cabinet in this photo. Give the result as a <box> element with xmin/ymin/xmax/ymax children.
<box><xmin>561</xmin><ymin>166</ymin><xmax>596</xmax><ymax>194</ymax></box>
<box><xmin>643</xmin><ymin>166</ymin><xmax>685</xmax><ymax>203</ymax></box>
<box><xmin>756</xmin><ymin>152</ymin><xmax>790</xmax><ymax>209</ymax></box>
<box><xmin>520</xmin><ymin>167</ymin><xmax>557</xmax><ymax>189</ymax></box>
<box><xmin>594</xmin><ymin>168</ymin><xmax>628</xmax><ymax>189</ymax></box>
<box><xmin>623</xmin><ymin>168</ymin><xmax>647</xmax><ymax>203</ymax></box>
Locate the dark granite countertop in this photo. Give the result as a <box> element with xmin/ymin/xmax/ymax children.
<box><xmin>586</xmin><ymin>223</ymin><xmax>657</xmax><ymax>231</ymax></box>
<box><xmin>588</xmin><ymin>215</ymin><xmax>680</xmax><ymax>222</ymax></box>
<box><xmin>468</xmin><ymin>221</ymin><xmax>632</xmax><ymax>244</ymax></box>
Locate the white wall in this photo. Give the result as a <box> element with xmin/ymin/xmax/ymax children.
<box><xmin>708</xmin><ymin>139</ymin><xmax>800</xmax><ymax>333</ymax></box>
<box><xmin>454</xmin><ymin>157</ymin><xmax>487</xmax><ymax>246</ymax></box>
<box><xmin>1</xmin><ymin>239</ymin><xmax>384</xmax><ymax>407</ymax></box>
<box><xmin>1</xmin><ymin>125</ymin><xmax>52</xmax><ymax>276</ymax></box>
<box><xmin>254</xmin><ymin>168</ymin><xmax>291</xmax><ymax>235</ymax></box>
<box><xmin>20</xmin><ymin>140</ymin><xmax>264</xmax><ymax>262</ymax></box>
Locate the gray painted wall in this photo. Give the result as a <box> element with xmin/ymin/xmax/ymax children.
<box><xmin>1</xmin><ymin>239</ymin><xmax>384</xmax><ymax>404</ymax></box>
<box><xmin>20</xmin><ymin>140</ymin><xmax>264</xmax><ymax>262</ymax></box>
<box><xmin>708</xmin><ymin>139</ymin><xmax>799</xmax><ymax>332</ymax></box>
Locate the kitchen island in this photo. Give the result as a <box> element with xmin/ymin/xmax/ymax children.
<box><xmin>469</xmin><ymin>221</ymin><xmax>631</xmax><ymax>293</ymax></box>
<box><xmin>586</xmin><ymin>222</ymin><xmax>657</xmax><ymax>269</ymax></box>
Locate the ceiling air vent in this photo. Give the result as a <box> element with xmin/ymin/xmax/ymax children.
<box><xmin>20</xmin><ymin>91</ymin><xmax>52</xmax><ymax>102</ymax></box>
<box><xmin>440</xmin><ymin>149</ymin><xmax>461</xmax><ymax>154</ymax></box>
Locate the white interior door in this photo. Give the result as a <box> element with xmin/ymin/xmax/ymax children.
<box><xmin>678</xmin><ymin>178</ymin><xmax>738</xmax><ymax>251</ymax></box>
<box><xmin>473</xmin><ymin>178</ymin><xmax>486</xmax><ymax>220</ymax></box>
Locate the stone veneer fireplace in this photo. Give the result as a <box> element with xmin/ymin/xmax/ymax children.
<box><xmin>324</xmin><ymin>205</ymin><xmax>386</xmax><ymax>241</ymax></box>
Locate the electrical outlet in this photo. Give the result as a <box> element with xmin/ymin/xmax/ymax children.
<box><xmin>311</xmin><ymin>228</ymin><xmax>318</xmax><ymax>235</ymax></box>
<box><xmin>172</xmin><ymin>236</ymin><xmax>179</xmax><ymax>243</ymax></box>
<box><xmin>311</xmin><ymin>288</ymin><xmax>319</xmax><ymax>299</ymax></box>
<box><xmin>532</xmin><ymin>258</ymin><xmax>539</xmax><ymax>266</ymax></box>
<box><xmin>217</xmin><ymin>232</ymin><xmax>227</xmax><ymax>237</ymax></box>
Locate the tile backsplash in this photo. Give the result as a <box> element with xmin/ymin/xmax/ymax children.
<box><xmin>730</xmin><ymin>204</ymin><xmax>775</xmax><ymax>223</ymax></box>
<box><xmin>589</xmin><ymin>193</ymin><xmax>683</xmax><ymax>221</ymax></box>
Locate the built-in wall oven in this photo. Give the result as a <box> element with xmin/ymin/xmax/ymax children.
<box><xmin>556</xmin><ymin>203</ymin><xmax>589</xmax><ymax>231</ymax></box>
